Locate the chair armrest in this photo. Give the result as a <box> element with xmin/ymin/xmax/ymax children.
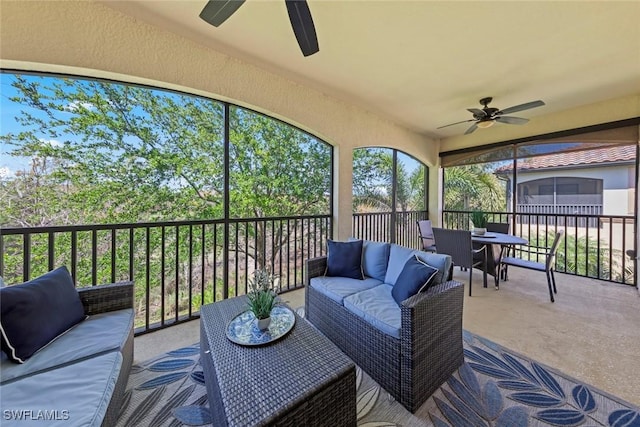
<box><xmin>401</xmin><ymin>280</ymin><xmax>464</xmax><ymax>336</ymax></box>
<box><xmin>401</xmin><ymin>280</ymin><xmax>464</xmax><ymax>313</ymax></box>
<box><xmin>305</xmin><ymin>256</ymin><xmax>327</xmax><ymax>286</ymax></box>
<box><xmin>400</xmin><ymin>279</ymin><xmax>464</xmax><ymax>409</ymax></box>
<box><xmin>78</xmin><ymin>281</ymin><xmax>134</xmax><ymax>315</ymax></box>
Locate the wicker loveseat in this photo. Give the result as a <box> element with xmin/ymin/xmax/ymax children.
<box><xmin>304</xmin><ymin>240</ymin><xmax>464</xmax><ymax>413</ymax></box>
<box><xmin>0</xmin><ymin>267</ymin><xmax>134</xmax><ymax>427</ymax></box>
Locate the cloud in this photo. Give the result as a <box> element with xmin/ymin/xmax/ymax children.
<box><xmin>39</xmin><ymin>138</ymin><xmax>62</xmax><ymax>147</ymax></box>
<box><xmin>64</xmin><ymin>101</ymin><xmax>95</xmax><ymax>112</ymax></box>
<box><xmin>0</xmin><ymin>166</ymin><xmax>15</xmax><ymax>179</ymax></box>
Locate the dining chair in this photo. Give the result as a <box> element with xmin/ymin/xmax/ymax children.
<box><xmin>500</xmin><ymin>230</ymin><xmax>564</xmax><ymax>302</ymax></box>
<box><xmin>416</xmin><ymin>220</ymin><xmax>437</xmax><ymax>252</ymax></box>
<box><xmin>486</xmin><ymin>222</ymin><xmax>509</xmax><ymax>234</ymax></box>
<box><xmin>432</xmin><ymin>228</ymin><xmax>487</xmax><ymax>296</ymax></box>
<box><xmin>485</xmin><ymin>222</ymin><xmax>510</xmax><ymax>281</ymax></box>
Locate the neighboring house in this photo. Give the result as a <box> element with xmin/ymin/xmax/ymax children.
<box><xmin>494</xmin><ymin>145</ymin><xmax>636</xmax><ymax>222</ymax></box>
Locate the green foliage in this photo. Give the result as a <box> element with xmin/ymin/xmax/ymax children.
<box><xmin>352</xmin><ymin>148</ymin><xmax>426</xmax><ymax>212</ymax></box>
<box><xmin>444</xmin><ymin>164</ymin><xmax>506</xmax><ymax>211</ymax></box>
<box><xmin>470</xmin><ymin>210</ymin><xmax>488</xmax><ymax>228</ymax></box>
<box><xmin>525</xmin><ymin>230</ymin><xmax>632</xmax><ymax>282</ymax></box>
<box><xmin>0</xmin><ymin>72</ymin><xmax>333</xmax><ymax>326</ymax></box>
<box><xmin>246</xmin><ymin>269</ymin><xmax>278</xmax><ymax>319</ymax></box>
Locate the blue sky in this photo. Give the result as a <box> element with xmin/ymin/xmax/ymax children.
<box><xmin>1</xmin><ymin>72</ymin><xmax>423</xmax><ymax>183</ymax></box>
<box><xmin>1</xmin><ymin>73</ymin><xmax>42</xmax><ymax>176</ymax></box>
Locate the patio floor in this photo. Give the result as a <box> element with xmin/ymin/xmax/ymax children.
<box><xmin>134</xmin><ymin>268</ymin><xmax>640</xmax><ymax>407</ymax></box>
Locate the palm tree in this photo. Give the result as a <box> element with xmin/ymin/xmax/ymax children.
<box><xmin>444</xmin><ymin>164</ymin><xmax>506</xmax><ymax>211</ymax></box>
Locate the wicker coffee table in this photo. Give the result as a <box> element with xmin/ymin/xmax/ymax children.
<box><xmin>200</xmin><ymin>296</ymin><xmax>357</xmax><ymax>427</ymax></box>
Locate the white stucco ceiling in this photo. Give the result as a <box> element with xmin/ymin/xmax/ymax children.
<box><xmin>103</xmin><ymin>1</ymin><xmax>640</xmax><ymax>140</ymax></box>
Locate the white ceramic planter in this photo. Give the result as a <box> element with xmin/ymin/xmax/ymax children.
<box><xmin>256</xmin><ymin>316</ymin><xmax>271</xmax><ymax>331</ymax></box>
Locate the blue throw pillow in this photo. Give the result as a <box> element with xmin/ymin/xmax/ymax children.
<box><xmin>391</xmin><ymin>255</ymin><xmax>439</xmax><ymax>305</ymax></box>
<box><xmin>326</xmin><ymin>240</ymin><xmax>364</xmax><ymax>280</ymax></box>
<box><xmin>0</xmin><ymin>266</ymin><xmax>86</xmax><ymax>363</ymax></box>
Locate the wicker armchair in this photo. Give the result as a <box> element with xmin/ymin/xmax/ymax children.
<box><xmin>305</xmin><ymin>256</ymin><xmax>464</xmax><ymax>413</ymax></box>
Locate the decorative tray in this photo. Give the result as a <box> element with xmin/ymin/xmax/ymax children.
<box><xmin>226</xmin><ymin>306</ymin><xmax>296</xmax><ymax>346</ymax></box>
<box><xmin>472</xmin><ymin>232</ymin><xmax>496</xmax><ymax>238</ymax></box>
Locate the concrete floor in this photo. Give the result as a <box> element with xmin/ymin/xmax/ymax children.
<box><xmin>135</xmin><ymin>268</ymin><xmax>640</xmax><ymax>406</ymax></box>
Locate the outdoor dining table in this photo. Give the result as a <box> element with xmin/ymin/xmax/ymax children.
<box><xmin>471</xmin><ymin>232</ymin><xmax>528</xmax><ymax>289</ymax></box>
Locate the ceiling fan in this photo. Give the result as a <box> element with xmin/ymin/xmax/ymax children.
<box><xmin>438</xmin><ymin>97</ymin><xmax>545</xmax><ymax>135</ymax></box>
<box><xmin>199</xmin><ymin>0</ymin><xmax>319</xmax><ymax>57</ymax></box>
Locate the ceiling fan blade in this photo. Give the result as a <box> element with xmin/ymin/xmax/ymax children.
<box><xmin>467</xmin><ymin>108</ymin><xmax>487</xmax><ymax>118</ymax></box>
<box><xmin>285</xmin><ymin>0</ymin><xmax>319</xmax><ymax>56</ymax></box>
<box><xmin>464</xmin><ymin>123</ymin><xmax>478</xmax><ymax>135</ymax></box>
<box><xmin>496</xmin><ymin>116</ymin><xmax>529</xmax><ymax>125</ymax></box>
<box><xmin>499</xmin><ymin>100</ymin><xmax>545</xmax><ymax>115</ymax></box>
<box><xmin>199</xmin><ymin>0</ymin><xmax>245</xmax><ymax>27</ymax></box>
<box><xmin>436</xmin><ymin>119</ymin><xmax>475</xmax><ymax>129</ymax></box>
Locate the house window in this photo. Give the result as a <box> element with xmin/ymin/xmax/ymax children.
<box><xmin>518</xmin><ymin>177</ymin><xmax>603</xmax><ymax>206</ymax></box>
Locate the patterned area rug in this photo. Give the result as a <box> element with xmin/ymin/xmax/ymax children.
<box><xmin>117</xmin><ymin>315</ymin><xmax>640</xmax><ymax>426</ymax></box>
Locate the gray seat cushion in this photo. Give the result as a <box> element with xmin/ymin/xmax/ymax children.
<box><xmin>0</xmin><ymin>351</ymin><xmax>122</xmax><ymax>427</ymax></box>
<box><xmin>501</xmin><ymin>256</ymin><xmax>545</xmax><ymax>271</ymax></box>
<box><xmin>414</xmin><ymin>251</ymin><xmax>452</xmax><ymax>285</ymax></box>
<box><xmin>309</xmin><ymin>276</ymin><xmax>382</xmax><ymax>304</ymax></box>
<box><xmin>1</xmin><ymin>308</ymin><xmax>133</xmax><ymax>383</ymax></box>
<box><xmin>343</xmin><ymin>284</ymin><xmax>401</xmax><ymax>338</ymax></box>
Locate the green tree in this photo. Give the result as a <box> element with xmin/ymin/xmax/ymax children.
<box><xmin>352</xmin><ymin>148</ymin><xmax>393</xmax><ymax>211</ymax></box>
<box><xmin>444</xmin><ymin>164</ymin><xmax>506</xmax><ymax>211</ymax></box>
<box><xmin>352</xmin><ymin>148</ymin><xmax>426</xmax><ymax>213</ymax></box>
<box><xmin>1</xmin><ymin>73</ymin><xmax>332</xmax><ymax>324</ymax></box>
<box><xmin>2</xmin><ymin>75</ymin><xmax>226</xmax><ymax>225</ymax></box>
<box><xmin>228</xmin><ymin>106</ymin><xmax>331</xmax><ymax>266</ymax></box>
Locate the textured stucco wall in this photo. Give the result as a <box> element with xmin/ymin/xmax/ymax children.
<box><xmin>0</xmin><ymin>0</ymin><xmax>439</xmax><ymax>238</ymax></box>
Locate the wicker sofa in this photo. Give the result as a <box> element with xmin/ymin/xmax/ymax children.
<box><xmin>0</xmin><ymin>271</ymin><xmax>134</xmax><ymax>427</ymax></box>
<box><xmin>304</xmin><ymin>240</ymin><xmax>464</xmax><ymax>413</ymax></box>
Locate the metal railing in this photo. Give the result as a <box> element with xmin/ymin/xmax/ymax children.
<box><xmin>442</xmin><ymin>210</ymin><xmax>636</xmax><ymax>285</ymax></box>
<box><xmin>517</xmin><ymin>204</ymin><xmax>603</xmax><ymax>227</ymax></box>
<box><xmin>352</xmin><ymin>210</ymin><xmax>428</xmax><ymax>249</ymax></box>
<box><xmin>0</xmin><ymin>214</ymin><xmax>331</xmax><ymax>334</ymax></box>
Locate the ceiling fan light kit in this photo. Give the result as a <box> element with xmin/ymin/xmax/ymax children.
<box><xmin>476</xmin><ymin>120</ymin><xmax>495</xmax><ymax>129</ymax></box>
<box><xmin>438</xmin><ymin>96</ymin><xmax>545</xmax><ymax>135</ymax></box>
<box><xmin>199</xmin><ymin>0</ymin><xmax>319</xmax><ymax>57</ymax></box>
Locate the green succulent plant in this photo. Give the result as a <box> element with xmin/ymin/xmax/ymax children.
<box><xmin>246</xmin><ymin>269</ymin><xmax>279</xmax><ymax>320</ymax></box>
<box><xmin>470</xmin><ymin>210</ymin><xmax>488</xmax><ymax>228</ymax></box>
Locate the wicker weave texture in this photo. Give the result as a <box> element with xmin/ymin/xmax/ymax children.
<box><xmin>76</xmin><ymin>281</ymin><xmax>135</xmax><ymax>427</ymax></box>
<box><xmin>78</xmin><ymin>280</ymin><xmax>134</xmax><ymax>315</ymax></box>
<box><xmin>103</xmin><ymin>327</ymin><xmax>134</xmax><ymax>427</ymax></box>
<box><xmin>400</xmin><ymin>281</ymin><xmax>464</xmax><ymax>411</ymax></box>
<box><xmin>200</xmin><ymin>297</ymin><xmax>357</xmax><ymax>427</ymax></box>
<box><xmin>305</xmin><ymin>256</ymin><xmax>465</xmax><ymax>413</ymax></box>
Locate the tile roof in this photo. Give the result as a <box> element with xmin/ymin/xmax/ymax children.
<box><xmin>495</xmin><ymin>145</ymin><xmax>636</xmax><ymax>173</ymax></box>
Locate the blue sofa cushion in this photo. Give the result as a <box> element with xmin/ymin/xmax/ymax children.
<box><xmin>361</xmin><ymin>240</ymin><xmax>391</xmax><ymax>281</ymax></box>
<box><xmin>384</xmin><ymin>244</ymin><xmax>452</xmax><ymax>286</ymax></box>
<box><xmin>326</xmin><ymin>240</ymin><xmax>364</xmax><ymax>280</ymax></box>
<box><xmin>1</xmin><ymin>308</ymin><xmax>134</xmax><ymax>383</ymax></box>
<box><xmin>0</xmin><ymin>266</ymin><xmax>86</xmax><ymax>363</ymax></box>
<box><xmin>391</xmin><ymin>255</ymin><xmax>439</xmax><ymax>305</ymax></box>
<box><xmin>343</xmin><ymin>284</ymin><xmax>401</xmax><ymax>338</ymax></box>
<box><xmin>384</xmin><ymin>244</ymin><xmax>417</xmax><ymax>285</ymax></box>
<box><xmin>414</xmin><ymin>251</ymin><xmax>452</xmax><ymax>285</ymax></box>
<box><xmin>310</xmin><ymin>276</ymin><xmax>383</xmax><ymax>304</ymax></box>
<box><xmin>1</xmin><ymin>351</ymin><xmax>122</xmax><ymax>427</ymax></box>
